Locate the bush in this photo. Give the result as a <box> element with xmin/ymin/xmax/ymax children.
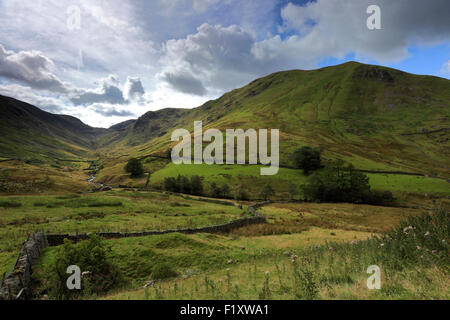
<box><xmin>125</xmin><ymin>158</ymin><xmax>144</xmax><ymax>178</ymax></box>
<box><xmin>151</xmin><ymin>262</ymin><xmax>178</xmax><ymax>280</ymax></box>
<box><xmin>293</xmin><ymin>146</ymin><xmax>321</xmax><ymax>175</ymax></box>
<box><xmin>259</xmin><ymin>184</ymin><xmax>275</xmax><ymax>200</ymax></box>
<box><xmin>220</xmin><ymin>183</ymin><xmax>231</xmax><ymax>199</ymax></box>
<box><xmin>48</xmin><ymin>235</ymin><xmax>123</xmax><ymax>299</ymax></box>
<box><xmin>209</xmin><ymin>182</ymin><xmax>221</xmax><ymax>198</ymax></box>
<box><xmin>0</xmin><ymin>200</ymin><xmax>22</xmax><ymax>208</ymax></box>
<box><xmin>234</xmin><ymin>185</ymin><xmax>249</xmax><ymax>201</ymax></box>
<box><xmin>364</xmin><ymin>190</ymin><xmax>395</xmax><ymax>206</ymax></box>
<box><xmin>288</xmin><ymin>183</ymin><xmax>298</xmax><ymax>200</ymax></box>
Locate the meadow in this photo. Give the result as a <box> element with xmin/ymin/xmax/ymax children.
<box><xmin>101</xmin><ymin>206</ymin><xmax>449</xmax><ymax>300</ymax></box>
<box><xmin>99</xmin><ymin>162</ymin><xmax>450</xmax><ymax>200</ymax></box>
<box><xmin>0</xmin><ymin>191</ymin><xmax>247</xmax><ymax>276</ymax></box>
<box><xmin>29</xmin><ymin>200</ymin><xmax>450</xmax><ymax>300</ymax></box>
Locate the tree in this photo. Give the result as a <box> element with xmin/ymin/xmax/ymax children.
<box><xmin>165</xmin><ymin>148</ymin><xmax>172</xmax><ymax>160</ymax></box>
<box><xmin>259</xmin><ymin>184</ymin><xmax>275</xmax><ymax>201</ymax></box>
<box><xmin>220</xmin><ymin>183</ymin><xmax>231</xmax><ymax>198</ymax></box>
<box><xmin>293</xmin><ymin>146</ymin><xmax>321</xmax><ymax>175</ymax></box>
<box><xmin>145</xmin><ymin>172</ymin><xmax>151</xmax><ymax>189</ymax></box>
<box><xmin>124</xmin><ymin>158</ymin><xmax>144</xmax><ymax>178</ymax></box>
<box><xmin>190</xmin><ymin>175</ymin><xmax>203</xmax><ymax>195</ymax></box>
<box><xmin>163</xmin><ymin>177</ymin><xmax>178</xmax><ymax>192</ymax></box>
<box><xmin>177</xmin><ymin>175</ymin><xmax>191</xmax><ymax>194</ymax></box>
<box><xmin>209</xmin><ymin>182</ymin><xmax>221</xmax><ymax>198</ymax></box>
<box><xmin>288</xmin><ymin>183</ymin><xmax>298</xmax><ymax>200</ymax></box>
<box><xmin>234</xmin><ymin>185</ymin><xmax>249</xmax><ymax>201</ymax></box>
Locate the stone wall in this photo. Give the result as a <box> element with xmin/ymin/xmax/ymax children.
<box><xmin>0</xmin><ymin>232</ymin><xmax>48</xmax><ymax>300</ymax></box>
<box><xmin>47</xmin><ymin>204</ymin><xmax>268</xmax><ymax>246</ymax></box>
<box><xmin>0</xmin><ymin>202</ymin><xmax>269</xmax><ymax>300</ymax></box>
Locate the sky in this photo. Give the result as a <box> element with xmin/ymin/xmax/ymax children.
<box><xmin>0</xmin><ymin>0</ymin><xmax>449</xmax><ymax>128</ymax></box>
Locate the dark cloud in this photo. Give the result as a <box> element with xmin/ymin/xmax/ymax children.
<box><xmin>89</xmin><ymin>104</ymin><xmax>135</xmax><ymax>117</ymax></box>
<box><xmin>0</xmin><ymin>44</ymin><xmax>69</xmax><ymax>93</ymax></box>
<box><xmin>124</xmin><ymin>77</ymin><xmax>145</xmax><ymax>100</ymax></box>
<box><xmin>162</xmin><ymin>71</ymin><xmax>207</xmax><ymax>96</ymax></box>
<box><xmin>70</xmin><ymin>76</ymin><xmax>126</xmax><ymax>105</ymax></box>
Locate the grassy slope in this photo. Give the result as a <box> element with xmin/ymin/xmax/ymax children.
<box><xmin>93</xmin><ymin>63</ymin><xmax>449</xmax><ymax>195</ymax></box>
<box><xmin>98</xmin><ymin>62</ymin><xmax>450</xmax><ymax>179</ymax></box>
<box><xmin>1</xmin><ymin>62</ymin><xmax>449</xmax><ymax>194</ymax></box>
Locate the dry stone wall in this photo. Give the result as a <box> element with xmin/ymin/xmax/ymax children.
<box><xmin>0</xmin><ymin>232</ymin><xmax>48</xmax><ymax>300</ymax></box>
<box><xmin>0</xmin><ymin>202</ymin><xmax>268</xmax><ymax>300</ymax></box>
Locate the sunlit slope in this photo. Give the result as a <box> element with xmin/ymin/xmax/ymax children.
<box><xmin>100</xmin><ymin>62</ymin><xmax>450</xmax><ymax>176</ymax></box>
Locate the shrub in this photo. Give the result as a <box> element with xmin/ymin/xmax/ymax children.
<box><xmin>220</xmin><ymin>183</ymin><xmax>231</xmax><ymax>199</ymax></box>
<box><xmin>48</xmin><ymin>235</ymin><xmax>123</xmax><ymax>299</ymax></box>
<box><xmin>151</xmin><ymin>262</ymin><xmax>178</xmax><ymax>280</ymax></box>
<box><xmin>0</xmin><ymin>200</ymin><xmax>22</xmax><ymax>208</ymax></box>
<box><xmin>364</xmin><ymin>190</ymin><xmax>395</xmax><ymax>206</ymax></box>
<box><xmin>259</xmin><ymin>184</ymin><xmax>275</xmax><ymax>200</ymax></box>
<box><xmin>124</xmin><ymin>158</ymin><xmax>144</xmax><ymax>178</ymax></box>
<box><xmin>234</xmin><ymin>185</ymin><xmax>249</xmax><ymax>201</ymax></box>
<box><xmin>209</xmin><ymin>182</ymin><xmax>221</xmax><ymax>198</ymax></box>
<box><xmin>288</xmin><ymin>183</ymin><xmax>298</xmax><ymax>200</ymax></box>
<box><xmin>293</xmin><ymin>146</ymin><xmax>321</xmax><ymax>175</ymax></box>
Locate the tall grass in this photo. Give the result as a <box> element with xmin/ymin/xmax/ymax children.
<box><xmin>110</xmin><ymin>206</ymin><xmax>449</xmax><ymax>300</ymax></box>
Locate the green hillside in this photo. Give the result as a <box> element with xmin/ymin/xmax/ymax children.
<box><xmin>97</xmin><ymin>62</ymin><xmax>450</xmax><ymax>183</ymax></box>
<box><xmin>0</xmin><ymin>95</ymin><xmax>109</xmax><ymax>163</ymax></box>
<box><xmin>1</xmin><ymin>62</ymin><xmax>449</xmax><ymax>191</ymax></box>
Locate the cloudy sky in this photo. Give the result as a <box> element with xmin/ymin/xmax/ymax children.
<box><xmin>0</xmin><ymin>0</ymin><xmax>449</xmax><ymax>128</ymax></box>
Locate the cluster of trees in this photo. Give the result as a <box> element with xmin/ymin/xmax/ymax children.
<box><xmin>302</xmin><ymin>160</ymin><xmax>394</xmax><ymax>205</ymax></box>
<box><xmin>292</xmin><ymin>146</ymin><xmax>393</xmax><ymax>205</ymax></box>
<box><xmin>163</xmin><ymin>174</ymin><xmax>252</xmax><ymax>200</ymax></box>
<box><xmin>163</xmin><ymin>175</ymin><xmax>204</xmax><ymax>196</ymax></box>
<box><xmin>209</xmin><ymin>181</ymin><xmax>232</xmax><ymax>198</ymax></box>
<box><xmin>124</xmin><ymin>146</ymin><xmax>395</xmax><ymax>206</ymax></box>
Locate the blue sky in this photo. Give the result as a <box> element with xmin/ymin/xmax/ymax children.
<box><xmin>0</xmin><ymin>0</ymin><xmax>449</xmax><ymax>127</ymax></box>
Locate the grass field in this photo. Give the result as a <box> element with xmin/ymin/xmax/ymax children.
<box><xmin>0</xmin><ymin>191</ymin><xmax>247</xmax><ymax>276</ymax></box>
<box><xmin>97</xmin><ymin>162</ymin><xmax>450</xmax><ymax>199</ymax></box>
<box><xmin>29</xmin><ymin>200</ymin><xmax>449</xmax><ymax>300</ymax></box>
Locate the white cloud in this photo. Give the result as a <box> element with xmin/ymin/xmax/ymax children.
<box><xmin>0</xmin><ymin>0</ymin><xmax>449</xmax><ymax>127</ymax></box>
<box><xmin>0</xmin><ymin>44</ymin><xmax>70</xmax><ymax>93</ymax></box>
<box><xmin>160</xmin><ymin>23</ymin><xmax>260</xmax><ymax>95</ymax></box>
<box><xmin>441</xmin><ymin>60</ymin><xmax>450</xmax><ymax>76</ymax></box>
<box><xmin>277</xmin><ymin>0</ymin><xmax>450</xmax><ymax>62</ymax></box>
<box><xmin>0</xmin><ymin>83</ymin><xmax>69</xmax><ymax>114</ymax></box>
